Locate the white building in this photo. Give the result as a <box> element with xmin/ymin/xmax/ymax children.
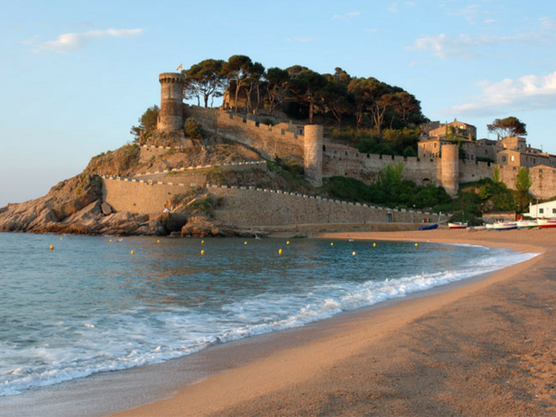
<box><xmin>523</xmin><ymin>201</ymin><xmax>556</xmax><ymax>219</ymax></box>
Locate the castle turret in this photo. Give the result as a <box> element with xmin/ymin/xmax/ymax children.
<box><xmin>304</xmin><ymin>125</ymin><xmax>323</xmax><ymax>186</ymax></box>
<box><xmin>158</xmin><ymin>72</ymin><xmax>186</xmax><ymax>131</ymax></box>
<box><xmin>441</xmin><ymin>144</ymin><xmax>459</xmax><ymax>197</ymax></box>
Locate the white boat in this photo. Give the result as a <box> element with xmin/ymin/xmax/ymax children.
<box><xmin>516</xmin><ymin>219</ymin><xmax>538</xmax><ymax>229</ymax></box>
<box><xmin>537</xmin><ymin>219</ymin><xmax>556</xmax><ymax>228</ymax></box>
<box><xmin>492</xmin><ymin>222</ymin><xmax>517</xmax><ymax>231</ymax></box>
<box><xmin>448</xmin><ymin>222</ymin><xmax>468</xmax><ymax>229</ymax></box>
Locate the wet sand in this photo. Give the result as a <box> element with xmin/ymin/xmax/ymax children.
<box><xmin>107</xmin><ymin>228</ymin><xmax>556</xmax><ymax>416</ymax></box>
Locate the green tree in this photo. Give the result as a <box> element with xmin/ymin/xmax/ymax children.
<box><xmin>347</xmin><ymin>77</ymin><xmax>373</xmax><ymax>128</ymax></box>
<box><xmin>183</xmin><ymin>59</ymin><xmax>226</xmax><ymax>108</ymax></box>
<box><xmin>244</xmin><ymin>61</ymin><xmax>265</xmax><ymax>114</ymax></box>
<box><xmin>264</xmin><ymin>67</ymin><xmax>290</xmax><ymax>115</ymax></box>
<box><xmin>376</xmin><ymin>162</ymin><xmax>404</xmax><ymax>200</ymax></box>
<box><xmin>222</xmin><ymin>55</ymin><xmax>253</xmax><ymax>112</ymax></box>
<box><xmin>130</xmin><ymin>105</ymin><xmax>159</xmax><ymax>142</ymax></box>
<box><xmin>288</xmin><ymin>69</ymin><xmax>327</xmax><ymax>124</ymax></box>
<box><xmin>488</xmin><ymin>116</ymin><xmax>527</xmax><ymax>139</ymax></box>
<box><xmin>347</xmin><ymin>77</ymin><xmax>395</xmax><ymax>133</ymax></box>
<box><xmin>389</xmin><ymin>91</ymin><xmax>422</xmax><ymax>126</ymax></box>
<box><xmin>492</xmin><ymin>164</ymin><xmax>501</xmax><ymax>183</ymax></box>
<box><xmin>320</xmin><ymin>81</ymin><xmax>351</xmax><ymax>124</ymax></box>
<box><xmin>514</xmin><ymin>167</ymin><xmax>532</xmax><ymax>214</ymax></box>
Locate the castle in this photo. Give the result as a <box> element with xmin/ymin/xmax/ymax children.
<box><xmin>157</xmin><ymin>72</ymin><xmax>556</xmax><ymax>201</ymax></box>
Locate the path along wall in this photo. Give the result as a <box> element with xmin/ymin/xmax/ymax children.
<box><xmin>184</xmin><ymin>105</ymin><xmax>304</xmax><ymax>160</ymax></box>
<box><xmin>209</xmin><ymin>185</ymin><xmax>448</xmax><ymax>227</ymax></box>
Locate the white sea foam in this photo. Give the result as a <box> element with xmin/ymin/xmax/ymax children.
<box><xmin>0</xmin><ymin>241</ymin><xmax>539</xmax><ymax>397</ymax></box>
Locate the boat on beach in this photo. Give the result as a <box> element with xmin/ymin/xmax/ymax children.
<box><xmin>419</xmin><ymin>223</ymin><xmax>438</xmax><ymax>230</ymax></box>
<box><xmin>448</xmin><ymin>222</ymin><xmax>468</xmax><ymax>229</ymax></box>
<box><xmin>516</xmin><ymin>219</ymin><xmax>538</xmax><ymax>229</ymax></box>
<box><xmin>537</xmin><ymin>219</ymin><xmax>556</xmax><ymax>228</ymax></box>
<box><xmin>492</xmin><ymin>222</ymin><xmax>518</xmax><ymax>231</ymax></box>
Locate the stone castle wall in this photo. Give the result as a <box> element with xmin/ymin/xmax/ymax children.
<box><xmin>322</xmin><ymin>142</ymin><xmax>440</xmax><ymax>185</ymax></box>
<box><xmin>209</xmin><ymin>185</ymin><xmax>447</xmax><ymax>227</ymax></box>
<box><xmin>181</xmin><ymin>105</ymin><xmax>556</xmax><ymax>201</ymax></box>
<box><xmin>184</xmin><ymin>105</ymin><xmax>305</xmax><ymax>160</ymax></box>
<box><xmin>102</xmin><ymin>176</ymin><xmax>204</xmax><ymax>214</ymax></box>
<box><xmin>101</xmin><ymin>176</ymin><xmax>449</xmax><ymax>224</ymax></box>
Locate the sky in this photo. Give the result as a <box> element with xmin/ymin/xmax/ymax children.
<box><xmin>1</xmin><ymin>0</ymin><xmax>556</xmax><ymax>207</ymax></box>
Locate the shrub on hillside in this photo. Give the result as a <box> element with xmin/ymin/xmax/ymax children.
<box><xmin>184</xmin><ymin>118</ymin><xmax>204</xmax><ymax>139</ymax></box>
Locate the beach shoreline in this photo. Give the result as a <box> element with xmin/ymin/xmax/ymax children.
<box><xmin>100</xmin><ymin>228</ymin><xmax>556</xmax><ymax>417</ymax></box>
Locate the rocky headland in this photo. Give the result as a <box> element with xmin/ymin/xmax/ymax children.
<box><xmin>0</xmin><ymin>136</ymin><xmax>290</xmax><ymax>238</ymax></box>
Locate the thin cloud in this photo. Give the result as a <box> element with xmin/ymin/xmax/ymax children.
<box><xmin>446</xmin><ymin>71</ymin><xmax>556</xmax><ymax>116</ymax></box>
<box><xmin>286</xmin><ymin>37</ymin><xmax>316</xmax><ymax>43</ymax></box>
<box><xmin>29</xmin><ymin>28</ymin><xmax>144</xmax><ymax>53</ymax></box>
<box><xmin>387</xmin><ymin>2</ymin><xmax>398</xmax><ymax>12</ymax></box>
<box><xmin>332</xmin><ymin>12</ymin><xmax>360</xmax><ymax>21</ymax></box>
<box><xmin>408</xmin><ymin>61</ymin><xmax>423</xmax><ymax>67</ymax></box>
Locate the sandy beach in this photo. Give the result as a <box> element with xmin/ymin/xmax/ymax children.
<box><xmin>108</xmin><ymin>228</ymin><xmax>556</xmax><ymax>417</ymax></box>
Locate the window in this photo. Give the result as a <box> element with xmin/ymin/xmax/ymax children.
<box><xmin>553</xmin><ymin>208</ymin><xmax>556</xmax><ymax>214</ymax></box>
<box><xmin>502</xmin><ymin>156</ymin><xmax>507</xmax><ymax>162</ymax></box>
<box><xmin>510</xmin><ymin>155</ymin><xmax>515</xmax><ymax>162</ymax></box>
<box><xmin>540</xmin><ymin>208</ymin><xmax>544</xmax><ymax>214</ymax></box>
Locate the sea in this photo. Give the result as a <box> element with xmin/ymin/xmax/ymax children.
<box><xmin>0</xmin><ymin>232</ymin><xmax>538</xmax><ymax>412</ymax></box>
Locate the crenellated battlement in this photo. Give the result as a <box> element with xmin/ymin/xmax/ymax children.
<box><xmin>159</xmin><ymin>72</ymin><xmax>186</xmax><ymax>83</ymax></box>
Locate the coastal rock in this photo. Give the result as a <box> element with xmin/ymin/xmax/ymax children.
<box><xmin>180</xmin><ymin>216</ymin><xmax>237</xmax><ymax>237</ymax></box>
<box><xmin>101</xmin><ymin>202</ymin><xmax>113</xmax><ymax>216</ymax></box>
<box><xmin>151</xmin><ymin>212</ymin><xmax>188</xmax><ymax>233</ymax></box>
<box><xmin>135</xmin><ymin>220</ymin><xmax>166</xmax><ymax>236</ymax></box>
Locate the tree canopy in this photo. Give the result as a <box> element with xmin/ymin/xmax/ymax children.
<box><xmin>182</xmin><ymin>59</ymin><xmax>225</xmax><ymax>108</ymax></box>
<box><xmin>488</xmin><ymin>116</ymin><xmax>527</xmax><ymax>139</ymax></box>
<box><xmin>179</xmin><ymin>55</ymin><xmax>426</xmax><ymax>135</ymax></box>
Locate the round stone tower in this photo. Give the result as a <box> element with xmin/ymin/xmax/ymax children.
<box><xmin>304</xmin><ymin>125</ymin><xmax>323</xmax><ymax>186</ymax></box>
<box><xmin>158</xmin><ymin>72</ymin><xmax>186</xmax><ymax>131</ymax></box>
<box><xmin>441</xmin><ymin>144</ymin><xmax>459</xmax><ymax>197</ymax></box>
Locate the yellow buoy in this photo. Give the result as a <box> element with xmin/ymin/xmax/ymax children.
<box><xmin>131</xmin><ymin>250</ymin><xmax>135</xmax><ymax>255</ymax></box>
<box><xmin>60</xmin><ymin>237</ymin><xmax>63</xmax><ymax>241</ymax></box>
<box><xmin>352</xmin><ymin>251</ymin><xmax>356</xmax><ymax>256</ymax></box>
<box><xmin>201</xmin><ymin>240</ymin><xmax>204</xmax><ymax>245</ymax></box>
<box><xmin>286</xmin><ymin>241</ymin><xmax>290</xmax><ymax>245</ymax></box>
<box><xmin>109</xmin><ymin>239</ymin><xmax>113</xmax><ymax>243</ymax></box>
<box><xmin>201</xmin><ymin>249</ymin><xmax>205</xmax><ymax>255</ymax></box>
<box><xmin>330</xmin><ymin>242</ymin><xmax>334</xmax><ymax>246</ymax></box>
<box><xmin>244</xmin><ymin>241</ymin><xmax>247</xmax><ymax>245</ymax></box>
<box><xmin>49</xmin><ymin>245</ymin><xmax>54</xmax><ymax>250</ymax></box>
<box><xmin>373</xmin><ymin>242</ymin><xmax>376</xmax><ymax>247</ymax></box>
<box><xmin>415</xmin><ymin>243</ymin><xmax>418</xmax><ymax>247</ymax></box>
<box><xmin>278</xmin><ymin>248</ymin><xmax>283</xmax><ymax>255</ymax></box>
<box><xmin>157</xmin><ymin>240</ymin><xmax>160</xmax><ymax>243</ymax></box>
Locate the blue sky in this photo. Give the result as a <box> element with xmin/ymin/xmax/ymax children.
<box><xmin>1</xmin><ymin>0</ymin><xmax>556</xmax><ymax>206</ymax></box>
